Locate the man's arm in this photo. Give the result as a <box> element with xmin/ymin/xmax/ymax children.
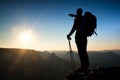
<box><xmin>67</xmin><ymin>25</ymin><xmax>76</xmax><ymax>40</ymax></box>
<box><xmin>68</xmin><ymin>14</ymin><xmax>77</xmax><ymax>17</ymax></box>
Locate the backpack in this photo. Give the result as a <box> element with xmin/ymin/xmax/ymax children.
<box><xmin>82</xmin><ymin>12</ymin><xmax>97</xmax><ymax>37</ymax></box>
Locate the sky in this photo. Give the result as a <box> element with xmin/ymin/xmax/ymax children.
<box><xmin>0</xmin><ymin>0</ymin><xmax>120</xmax><ymax>51</ymax></box>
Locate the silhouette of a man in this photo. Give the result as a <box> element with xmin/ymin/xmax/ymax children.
<box><xmin>67</xmin><ymin>8</ymin><xmax>89</xmax><ymax>73</ymax></box>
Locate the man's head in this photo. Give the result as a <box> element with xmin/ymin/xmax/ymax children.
<box><xmin>76</xmin><ymin>8</ymin><xmax>83</xmax><ymax>16</ymax></box>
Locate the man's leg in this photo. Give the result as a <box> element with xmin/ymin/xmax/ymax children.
<box><xmin>76</xmin><ymin>37</ymin><xmax>89</xmax><ymax>72</ymax></box>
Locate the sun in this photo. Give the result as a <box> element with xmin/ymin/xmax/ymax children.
<box><xmin>19</xmin><ymin>31</ymin><xmax>31</xmax><ymax>43</ymax></box>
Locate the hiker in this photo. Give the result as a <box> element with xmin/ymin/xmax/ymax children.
<box><xmin>67</xmin><ymin>8</ymin><xmax>89</xmax><ymax>73</ymax></box>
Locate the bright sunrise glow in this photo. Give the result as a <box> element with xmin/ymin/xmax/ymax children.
<box><xmin>0</xmin><ymin>0</ymin><xmax>119</xmax><ymax>51</ymax></box>
<box><xmin>19</xmin><ymin>31</ymin><xmax>32</xmax><ymax>43</ymax></box>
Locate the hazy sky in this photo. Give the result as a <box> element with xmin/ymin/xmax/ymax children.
<box><xmin>0</xmin><ymin>0</ymin><xmax>120</xmax><ymax>51</ymax></box>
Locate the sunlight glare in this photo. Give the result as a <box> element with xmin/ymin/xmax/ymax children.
<box><xmin>19</xmin><ymin>31</ymin><xmax>31</xmax><ymax>43</ymax></box>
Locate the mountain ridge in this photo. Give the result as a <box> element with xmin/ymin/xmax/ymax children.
<box><xmin>0</xmin><ymin>48</ymin><xmax>120</xmax><ymax>80</ymax></box>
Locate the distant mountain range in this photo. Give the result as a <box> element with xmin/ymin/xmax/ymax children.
<box><xmin>0</xmin><ymin>48</ymin><xmax>120</xmax><ymax>80</ymax></box>
<box><xmin>55</xmin><ymin>50</ymin><xmax>120</xmax><ymax>68</ymax></box>
<box><xmin>0</xmin><ymin>48</ymin><xmax>70</xmax><ymax>80</ymax></box>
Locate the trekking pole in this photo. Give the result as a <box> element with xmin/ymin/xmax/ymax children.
<box><xmin>68</xmin><ymin>39</ymin><xmax>76</xmax><ymax>71</ymax></box>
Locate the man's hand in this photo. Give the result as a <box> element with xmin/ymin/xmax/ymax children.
<box><xmin>67</xmin><ymin>35</ymin><xmax>71</xmax><ymax>40</ymax></box>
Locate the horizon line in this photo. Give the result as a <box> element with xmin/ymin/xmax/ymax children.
<box><xmin>0</xmin><ymin>47</ymin><xmax>120</xmax><ymax>52</ymax></box>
